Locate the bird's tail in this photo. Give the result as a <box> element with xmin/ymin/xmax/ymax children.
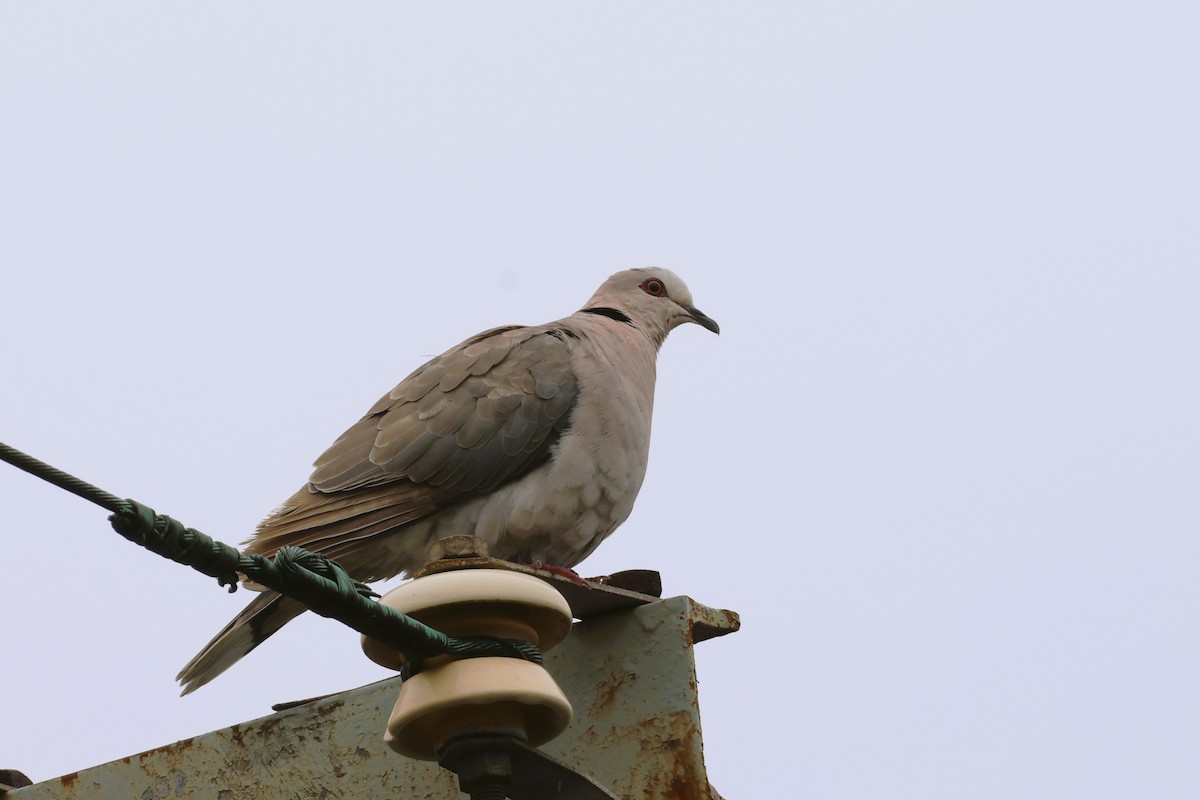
<box><xmin>176</xmin><ymin>591</ymin><xmax>306</xmax><ymax>695</ymax></box>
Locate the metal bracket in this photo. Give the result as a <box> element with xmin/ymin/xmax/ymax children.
<box><xmin>439</xmin><ymin>735</ymin><xmax>619</xmax><ymax>800</ymax></box>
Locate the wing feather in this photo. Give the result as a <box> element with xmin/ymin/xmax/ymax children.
<box><xmin>245</xmin><ymin>324</ymin><xmax>579</xmax><ymax>573</ymax></box>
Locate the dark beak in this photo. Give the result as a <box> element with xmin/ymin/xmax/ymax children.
<box><xmin>686</xmin><ymin>306</ymin><xmax>720</xmax><ymax>334</ymax></box>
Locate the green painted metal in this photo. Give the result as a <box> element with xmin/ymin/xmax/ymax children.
<box><xmin>9</xmin><ymin>596</ymin><xmax>737</xmax><ymax>800</ymax></box>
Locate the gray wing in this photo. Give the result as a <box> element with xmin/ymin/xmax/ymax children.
<box><xmin>244</xmin><ymin>324</ymin><xmax>579</xmax><ymax>578</ymax></box>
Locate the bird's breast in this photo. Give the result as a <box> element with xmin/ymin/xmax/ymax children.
<box><xmin>464</xmin><ymin>326</ymin><xmax>660</xmax><ymax>566</ymax></box>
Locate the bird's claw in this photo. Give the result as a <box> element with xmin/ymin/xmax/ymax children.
<box><xmin>528</xmin><ymin>560</ymin><xmax>588</xmax><ymax>586</ymax></box>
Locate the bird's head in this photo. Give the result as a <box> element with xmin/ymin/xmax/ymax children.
<box><xmin>583</xmin><ymin>267</ymin><xmax>719</xmax><ymax>346</ymax></box>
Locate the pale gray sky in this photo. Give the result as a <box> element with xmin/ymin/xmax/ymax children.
<box><xmin>2</xmin><ymin>3</ymin><xmax>1198</xmax><ymax>798</ymax></box>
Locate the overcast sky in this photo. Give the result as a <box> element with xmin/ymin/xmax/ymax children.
<box><xmin>2</xmin><ymin>3</ymin><xmax>1198</xmax><ymax>798</ymax></box>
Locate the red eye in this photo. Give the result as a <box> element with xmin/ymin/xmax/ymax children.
<box><xmin>641</xmin><ymin>278</ymin><xmax>668</xmax><ymax>297</ymax></box>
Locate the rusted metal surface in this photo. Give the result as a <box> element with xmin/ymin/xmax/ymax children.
<box><xmin>560</xmin><ymin>597</ymin><xmax>734</xmax><ymax>799</ymax></box>
<box><xmin>11</xmin><ymin>594</ymin><xmax>737</xmax><ymax>800</ymax></box>
<box><xmin>687</xmin><ymin>603</ymin><xmax>742</xmax><ymax>644</ymax></box>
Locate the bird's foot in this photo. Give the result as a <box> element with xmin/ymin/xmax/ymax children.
<box><xmin>528</xmin><ymin>560</ymin><xmax>588</xmax><ymax>586</ymax></box>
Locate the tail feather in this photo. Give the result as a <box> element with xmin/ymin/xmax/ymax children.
<box><xmin>177</xmin><ymin>591</ymin><xmax>306</xmax><ymax>695</ymax></box>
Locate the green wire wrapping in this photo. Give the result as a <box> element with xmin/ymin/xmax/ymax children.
<box><xmin>0</xmin><ymin>441</ymin><xmax>542</xmax><ymax>669</ymax></box>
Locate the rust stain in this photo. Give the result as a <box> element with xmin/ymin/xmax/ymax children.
<box><xmin>137</xmin><ymin>736</ymin><xmax>198</xmax><ymax>762</ymax></box>
<box><xmin>228</xmin><ymin>724</ymin><xmax>246</xmax><ymax>748</ymax></box>
<box><xmin>258</xmin><ymin>718</ymin><xmax>283</xmax><ymax>737</ymax></box>
<box><xmin>662</xmin><ymin>728</ymin><xmax>708</xmax><ymax>799</ymax></box>
<box><xmin>586</xmin><ymin>669</ymin><xmax>638</xmax><ymax>717</ymax></box>
<box><xmin>688</xmin><ymin>607</ymin><xmax>741</xmax><ymax>645</ymax></box>
<box><xmin>316</xmin><ymin>700</ymin><xmax>345</xmax><ymax>717</ymax></box>
<box><xmin>56</xmin><ymin>773</ymin><xmax>78</xmax><ymax>788</ymax></box>
<box><xmin>633</xmin><ymin>711</ymin><xmax>711</xmax><ymax>800</ymax></box>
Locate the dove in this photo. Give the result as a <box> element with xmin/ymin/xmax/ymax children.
<box><xmin>177</xmin><ymin>267</ymin><xmax>718</xmax><ymax>693</ymax></box>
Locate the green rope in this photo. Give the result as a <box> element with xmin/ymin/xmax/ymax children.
<box><xmin>0</xmin><ymin>441</ymin><xmax>541</xmax><ymax>667</ymax></box>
